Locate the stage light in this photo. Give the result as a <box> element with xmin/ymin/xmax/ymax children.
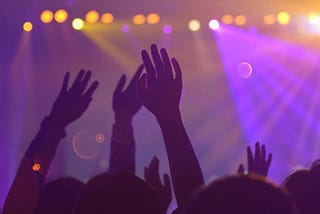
<box><xmin>101</xmin><ymin>13</ymin><xmax>114</xmax><ymax>24</ymax></box>
<box><xmin>263</xmin><ymin>14</ymin><xmax>276</xmax><ymax>25</ymax></box>
<box><xmin>237</xmin><ymin>62</ymin><xmax>253</xmax><ymax>78</ymax></box>
<box><xmin>55</xmin><ymin>9</ymin><xmax>68</xmax><ymax>23</ymax></box>
<box><xmin>86</xmin><ymin>10</ymin><xmax>99</xmax><ymax>24</ymax></box>
<box><xmin>163</xmin><ymin>25</ymin><xmax>172</xmax><ymax>34</ymax></box>
<box><xmin>308</xmin><ymin>12</ymin><xmax>320</xmax><ymax>24</ymax></box>
<box><xmin>234</xmin><ymin>15</ymin><xmax>246</xmax><ymax>26</ymax></box>
<box><xmin>133</xmin><ymin>14</ymin><xmax>146</xmax><ymax>25</ymax></box>
<box><xmin>221</xmin><ymin>14</ymin><xmax>233</xmax><ymax>24</ymax></box>
<box><xmin>72</xmin><ymin>18</ymin><xmax>84</xmax><ymax>30</ymax></box>
<box><xmin>32</xmin><ymin>163</ymin><xmax>41</xmax><ymax>171</ymax></box>
<box><xmin>147</xmin><ymin>13</ymin><xmax>160</xmax><ymax>24</ymax></box>
<box><xmin>188</xmin><ymin>19</ymin><xmax>201</xmax><ymax>31</ymax></box>
<box><xmin>40</xmin><ymin>10</ymin><xmax>53</xmax><ymax>23</ymax></box>
<box><xmin>122</xmin><ymin>24</ymin><xmax>130</xmax><ymax>33</ymax></box>
<box><xmin>209</xmin><ymin>19</ymin><xmax>220</xmax><ymax>30</ymax></box>
<box><xmin>277</xmin><ymin>11</ymin><xmax>290</xmax><ymax>25</ymax></box>
<box><xmin>23</xmin><ymin>22</ymin><xmax>33</xmax><ymax>32</ymax></box>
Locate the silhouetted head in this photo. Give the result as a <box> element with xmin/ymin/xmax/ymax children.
<box><xmin>34</xmin><ymin>177</ymin><xmax>85</xmax><ymax>214</ymax></box>
<box><xmin>183</xmin><ymin>175</ymin><xmax>296</xmax><ymax>214</ymax></box>
<box><xmin>282</xmin><ymin>162</ymin><xmax>320</xmax><ymax>214</ymax></box>
<box><xmin>72</xmin><ymin>173</ymin><xmax>162</xmax><ymax>214</ymax></box>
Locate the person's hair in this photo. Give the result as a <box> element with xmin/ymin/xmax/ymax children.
<box><xmin>183</xmin><ymin>175</ymin><xmax>296</xmax><ymax>214</ymax></box>
<box><xmin>34</xmin><ymin>177</ymin><xmax>85</xmax><ymax>214</ymax></box>
<box><xmin>282</xmin><ymin>160</ymin><xmax>320</xmax><ymax>214</ymax></box>
<box><xmin>72</xmin><ymin>173</ymin><xmax>162</xmax><ymax>214</ymax></box>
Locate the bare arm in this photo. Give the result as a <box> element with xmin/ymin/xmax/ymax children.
<box><xmin>109</xmin><ymin>65</ymin><xmax>143</xmax><ymax>174</ymax></box>
<box><xmin>3</xmin><ymin>70</ymin><xmax>98</xmax><ymax>214</ymax></box>
<box><xmin>138</xmin><ymin>44</ymin><xmax>204</xmax><ymax>208</ymax></box>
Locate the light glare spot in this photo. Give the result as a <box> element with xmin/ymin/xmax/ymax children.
<box><xmin>40</xmin><ymin>10</ymin><xmax>54</xmax><ymax>23</ymax></box>
<box><xmin>209</xmin><ymin>19</ymin><xmax>220</xmax><ymax>30</ymax></box>
<box><xmin>133</xmin><ymin>14</ymin><xmax>146</xmax><ymax>25</ymax></box>
<box><xmin>263</xmin><ymin>14</ymin><xmax>276</xmax><ymax>25</ymax></box>
<box><xmin>86</xmin><ymin>10</ymin><xmax>99</xmax><ymax>24</ymax></box>
<box><xmin>101</xmin><ymin>13</ymin><xmax>114</xmax><ymax>24</ymax></box>
<box><xmin>23</xmin><ymin>22</ymin><xmax>33</xmax><ymax>31</ymax></box>
<box><xmin>163</xmin><ymin>25</ymin><xmax>172</xmax><ymax>34</ymax></box>
<box><xmin>147</xmin><ymin>13</ymin><xmax>160</xmax><ymax>24</ymax></box>
<box><xmin>237</xmin><ymin>62</ymin><xmax>253</xmax><ymax>78</ymax></box>
<box><xmin>188</xmin><ymin>19</ymin><xmax>201</xmax><ymax>31</ymax></box>
<box><xmin>55</xmin><ymin>9</ymin><xmax>68</xmax><ymax>23</ymax></box>
<box><xmin>221</xmin><ymin>14</ymin><xmax>233</xmax><ymax>24</ymax></box>
<box><xmin>235</xmin><ymin>15</ymin><xmax>247</xmax><ymax>26</ymax></box>
<box><xmin>72</xmin><ymin>18</ymin><xmax>84</xmax><ymax>30</ymax></box>
<box><xmin>277</xmin><ymin>11</ymin><xmax>290</xmax><ymax>25</ymax></box>
<box><xmin>32</xmin><ymin>163</ymin><xmax>41</xmax><ymax>171</ymax></box>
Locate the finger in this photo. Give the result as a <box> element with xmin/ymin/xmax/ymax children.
<box><xmin>151</xmin><ymin>44</ymin><xmax>163</xmax><ymax>76</ymax></box>
<box><xmin>255</xmin><ymin>142</ymin><xmax>260</xmax><ymax>161</ymax></box>
<box><xmin>237</xmin><ymin>164</ymin><xmax>245</xmax><ymax>175</ymax></box>
<box><xmin>141</xmin><ymin>49</ymin><xmax>156</xmax><ymax>80</ymax></box>
<box><xmin>266</xmin><ymin>153</ymin><xmax>272</xmax><ymax>169</ymax></box>
<box><xmin>127</xmin><ymin>64</ymin><xmax>144</xmax><ymax>91</ymax></box>
<box><xmin>114</xmin><ymin>75</ymin><xmax>126</xmax><ymax>95</ymax></box>
<box><xmin>247</xmin><ymin>146</ymin><xmax>254</xmax><ymax>172</ymax></box>
<box><xmin>261</xmin><ymin>144</ymin><xmax>266</xmax><ymax>161</ymax></box>
<box><xmin>79</xmin><ymin>70</ymin><xmax>92</xmax><ymax>93</ymax></box>
<box><xmin>150</xmin><ymin>156</ymin><xmax>160</xmax><ymax>174</ymax></box>
<box><xmin>71</xmin><ymin>69</ymin><xmax>85</xmax><ymax>90</ymax></box>
<box><xmin>83</xmin><ymin>81</ymin><xmax>99</xmax><ymax>97</ymax></box>
<box><xmin>59</xmin><ymin>72</ymin><xmax>70</xmax><ymax>93</ymax></box>
<box><xmin>164</xmin><ymin>174</ymin><xmax>172</xmax><ymax>192</ymax></box>
<box><xmin>172</xmin><ymin>58</ymin><xmax>182</xmax><ymax>85</ymax></box>
<box><xmin>160</xmin><ymin>48</ymin><xmax>173</xmax><ymax>79</ymax></box>
<box><xmin>144</xmin><ymin>167</ymin><xmax>149</xmax><ymax>180</ymax></box>
<box><xmin>137</xmin><ymin>73</ymin><xmax>147</xmax><ymax>102</ymax></box>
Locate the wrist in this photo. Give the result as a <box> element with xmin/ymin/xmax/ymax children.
<box><xmin>114</xmin><ymin>111</ymin><xmax>133</xmax><ymax>125</ymax></box>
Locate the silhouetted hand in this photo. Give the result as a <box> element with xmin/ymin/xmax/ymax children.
<box><xmin>138</xmin><ymin>44</ymin><xmax>182</xmax><ymax>118</ymax></box>
<box><xmin>144</xmin><ymin>156</ymin><xmax>172</xmax><ymax>213</ymax></box>
<box><xmin>238</xmin><ymin>142</ymin><xmax>272</xmax><ymax>177</ymax></box>
<box><xmin>113</xmin><ymin>65</ymin><xmax>144</xmax><ymax>117</ymax></box>
<box><xmin>50</xmin><ymin>70</ymin><xmax>99</xmax><ymax>128</ymax></box>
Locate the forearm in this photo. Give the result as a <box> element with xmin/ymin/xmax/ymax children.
<box><xmin>157</xmin><ymin>111</ymin><xmax>204</xmax><ymax>208</ymax></box>
<box><xmin>109</xmin><ymin>111</ymin><xmax>135</xmax><ymax>174</ymax></box>
<box><xmin>3</xmin><ymin>116</ymin><xmax>66</xmax><ymax>214</ymax></box>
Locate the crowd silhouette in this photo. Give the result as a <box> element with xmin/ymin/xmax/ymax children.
<box><xmin>2</xmin><ymin>44</ymin><xmax>317</xmax><ymax>214</ymax></box>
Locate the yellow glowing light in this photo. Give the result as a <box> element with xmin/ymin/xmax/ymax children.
<box><xmin>188</xmin><ymin>19</ymin><xmax>201</xmax><ymax>31</ymax></box>
<box><xmin>72</xmin><ymin>18</ymin><xmax>84</xmax><ymax>30</ymax></box>
<box><xmin>277</xmin><ymin>11</ymin><xmax>290</xmax><ymax>25</ymax></box>
<box><xmin>309</xmin><ymin>12</ymin><xmax>320</xmax><ymax>24</ymax></box>
<box><xmin>221</xmin><ymin>14</ymin><xmax>233</xmax><ymax>24</ymax></box>
<box><xmin>32</xmin><ymin>163</ymin><xmax>41</xmax><ymax>171</ymax></box>
<box><xmin>40</xmin><ymin>10</ymin><xmax>54</xmax><ymax>23</ymax></box>
<box><xmin>23</xmin><ymin>22</ymin><xmax>33</xmax><ymax>32</ymax></box>
<box><xmin>55</xmin><ymin>9</ymin><xmax>68</xmax><ymax>23</ymax></box>
<box><xmin>101</xmin><ymin>13</ymin><xmax>114</xmax><ymax>24</ymax></box>
<box><xmin>263</xmin><ymin>14</ymin><xmax>276</xmax><ymax>25</ymax></box>
<box><xmin>86</xmin><ymin>10</ymin><xmax>99</xmax><ymax>24</ymax></box>
<box><xmin>133</xmin><ymin>14</ymin><xmax>146</xmax><ymax>25</ymax></box>
<box><xmin>147</xmin><ymin>13</ymin><xmax>160</xmax><ymax>24</ymax></box>
<box><xmin>234</xmin><ymin>15</ymin><xmax>247</xmax><ymax>26</ymax></box>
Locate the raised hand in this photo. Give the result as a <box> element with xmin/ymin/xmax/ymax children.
<box><xmin>138</xmin><ymin>44</ymin><xmax>182</xmax><ymax>118</ymax></box>
<box><xmin>113</xmin><ymin>65</ymin><xmax>144</xmax><ymax>117</ymax></box>
<box><xmin>144</xmin><ymin>156</ymin><xmax>172</xmax><ymax>213</ymax></box>
<box><xmin>50</xmin><ymin>70</ymin><xmax>99</xmax><ymax>128</ymax></box>
<box><xmin>238</xmin><ymin>142</ymin><xmax>272</xmax><ymax>177</ymax></box>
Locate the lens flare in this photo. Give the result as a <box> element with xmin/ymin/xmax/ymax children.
<box><xmin>23</xmin><ymin>22</ymin><xmax>33</xmax><ymax>31</ymax></box>
<box><xmin>72</xmin><ymin>18</ymin><xmax>84</xmax><ymax>30</ymax></box>
<box><xmin>55</xmin><ymin>9</ymin><xmax>68</xmax><ymax>23</ymax></box>
<box><xmin>40</xmin><ymin>10</ymin><xmax>54</xmax><ymax>23</ymax></box>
